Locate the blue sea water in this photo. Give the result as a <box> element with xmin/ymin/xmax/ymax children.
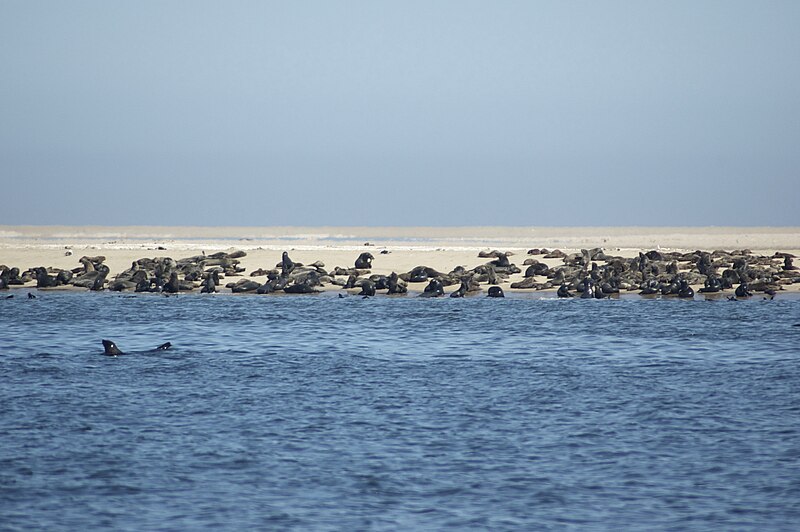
<box><xmin>1</xmin><ymin>292</ymin><xmax>799</xmax><ymax>531</ymax></box>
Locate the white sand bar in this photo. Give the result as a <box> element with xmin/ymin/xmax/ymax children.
<box><xmin>1</xmin><ymin>226</ymin><xmax>798</xmax><ymax>293</ymax></box>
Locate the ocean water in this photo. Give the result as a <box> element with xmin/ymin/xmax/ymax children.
<box><xmin>1</xmin><ymin>292</ymin><xmax>799</xmax><ymax>531</ymax></box>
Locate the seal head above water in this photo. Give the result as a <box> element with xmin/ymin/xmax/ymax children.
<box><xmin>102</xmin><ymin>339</ymin><xmax>172</xmax><ymax>356</ymax></box>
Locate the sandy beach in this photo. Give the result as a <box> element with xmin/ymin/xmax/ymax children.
<box><xmin>2</xmin><ymin>226</ymin><xmax>799</xmax><ymax>294</ymax></box>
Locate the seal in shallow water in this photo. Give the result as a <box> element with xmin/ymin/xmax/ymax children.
<box><xmin>487</xmin><ymin>286</ymin><xmax>505</xmax><ymax>298</ymax></box>
<box><xmin>735</xmin><ymin>282</ymin><xmax>752</xmax><ymax>298</ymax></box>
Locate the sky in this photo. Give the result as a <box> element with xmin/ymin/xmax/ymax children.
<box><xmin>1</xmin><ymin>1</ymin><xmax>798</xmax><ymax>226</ymax></box>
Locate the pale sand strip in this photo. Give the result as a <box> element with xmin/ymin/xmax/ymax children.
<box><xmin>2</xmin><ymin>225</ymin><xmax>800</xmax><ymax>251</ymax></box>
<box><xmin>1</xmin><ymin>226</ymin><xmax>798</xmax><ymax>294</ymax></box>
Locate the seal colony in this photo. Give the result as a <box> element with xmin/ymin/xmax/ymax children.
<box><xmin>2</xmin><ymin>246</ymin><xmax>799</xmax><ymax>299</ymax></box>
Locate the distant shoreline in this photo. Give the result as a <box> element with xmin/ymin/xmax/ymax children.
<box><xmin>2</xmin><ymin>225</ymin><xmax>799</xmax><ymax>253</ymax></box>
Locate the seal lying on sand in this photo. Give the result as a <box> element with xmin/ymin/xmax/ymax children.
<box><xmin>557</xmin><ymin>284</ymin><xmax>574</xmax><ymax>298</ymax></box>
<box><xmin>419</xmin><ymin>279</ymin><xmax>444</xmax><ymax>297</ymax></box>
<box><xmin>355</xmin><ymin>252</ymin><xmax>374</xmax><ymax>269</ymax></box>
<box><xmin>102</xmin><ymin>339</ymin><xmax>172</xmax><ymax>356</ymax></box>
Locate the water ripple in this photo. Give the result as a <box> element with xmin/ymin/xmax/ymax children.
<box><xmin>0</xmin><ymin>294</ymin><xmax>798</xmax><ymax>529</ymax></box>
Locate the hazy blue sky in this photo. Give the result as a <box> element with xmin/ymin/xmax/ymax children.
<box><xmin>1</xmin><ymin>1</ymin><xmax>798</xmax><ymax>226</ymax></box>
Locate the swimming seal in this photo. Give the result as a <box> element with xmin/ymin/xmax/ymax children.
<box><xmin>102</xmin><ymin>340</ymin><xmax>124</xmax><ymax>355</ymax></box>
<box><xmin>102</xmin><ymin>339</ymin><xmax>171</xmax><ymax>356</ymax></box>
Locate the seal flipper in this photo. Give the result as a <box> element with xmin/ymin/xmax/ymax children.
<box><xmin>156</xmin><ymin>342</ymin><xmax>172</xmax><ymax>351</ymax></box>
<box><xmin>102</xmin><ymin>339</ymin><xmax>123</xmax><ymax>356</ymax></box>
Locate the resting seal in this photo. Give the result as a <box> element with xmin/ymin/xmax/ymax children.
<box><xmin>355</xmin><ymin>252</ymin><xmax>374</xmax><ymax>270</ymax></box>
<box><xmin>678</xmin><ymin>280</ymin><xmax>695</xmax><ymax>298</ymax></box>
<box><xmin>358</xmin><ymin>279</ymin><xmax>376</xmax><ymax>296</ymax></box>
<box><xmin>281</xmin><ymin>252</ymin><xmax>296</xmax><ymax>275</ymax></box>
<box><xmin>699</xmin><ymin>275</ymin><xmax>723</xmax><ymax>293</ymax></box>
<box><xmin>387</xmin><ymin>272</ymin><xmax>407</xmax><ymax>294</ymax></box>
<box><xmin>579</xmin><ymin>278</ymin><xmax>594</xmax><ymax>299</ymax></box>
<box><xmin>450</xmin><ymin>279</ymin><xmax>469</xmax><ymax>298</ymax></box>
<box><xmin>200</xmin><ymin>271</ymin><xmax>219</xmax><ymax>294</ymax></box>
<box><xmin>419</xmin><ymin>279</ymin><xmax>444</xmax><ymax>298</ymax></box>
<box><xmin>557</xmin><ymin>284</ymin><xmax>573</xmax><ymax>298</ymax></box>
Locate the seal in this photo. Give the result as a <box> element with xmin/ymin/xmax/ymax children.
<box><xmin>487</xmin><ymin>286</ymin><xmax>505</xmax><ymax>298</ymax></box>
<box><xmin>283</xmin><ymin>282</ymin><xmax>320</xmax><ymax>294</ymax></box>
<box><xmin>678</xmin><ymin>280</ymin><xmax>695</xmax><ymax>298</ymax></box>
<box><xmin>163</xmin><ymin>271</ymin><xmax>181</xmax><ymax>293</ymax></box>
<box><xmin>450</xmin><ymin>279</ymin><xmax>468</xmax><ymax>298</ymax></box>
<box><xmin>90</xmin><ymin>272</ymin><xmax>107</xmax><ymax>291</ymax></box>
<box><xmin>34</xmin><ymin>267</ymin><xmax>57</xmax><ymax>289</ymax></box>
<box><xmin>358</xmin><ymin>279</ymin><xmax>376</xmax><ymax>296</ymax></box>
<box><xmin>490</xmin><ymin>254</ymin><xmax>510</xmax><ymax>268</ymax></box>
<box><xmin>355</xmin><ymin>252</ymin><xmax>374</xmax><ymax>269</ymax></box>
<box><xmin>387</xmin><ymin>272</ymin><xmax>408</xmax><ymax>294</ymax></box>
<box><xmin>639</xmin><ymin>279</ymin><xmax>659</xmax><ymax>295</ymax></box>
<box><xmin>281</xmin><ymin>251</ymin><xmax>296</xmax><ymax>275</ymax></box>
<box><xmin>102</xmin><ymin>339</ymin><xmax>171</xmax><ymax>356</ymax></box>
<box><xmin>735</xmin><ymin>282</ymin><xmax>752</xmax><ymax>298</ymax></box>
<box><xmin>102</xmin><ymin>339</ymin><xmax>124</xmax><ymax>355</ymax></box>
<box><xmin>200</xmin><ymin>271</ymin><xmax>219</xmax><ymax>294</ymax></box>
<box><xmin>557</xmin><ymin>284</ymin><xmax>573</xmax><ymax>298</ymax></box>
<box><xmin>699</xmin><ymin>275</ymin><xmax>723</xmax><ymax>293</ymax></box>
<box><xmin>419</xmin><ymin>279</ymin><xmax>444</xmax><ymax>298</ymax></box>
<box><xmin>593</xmin><ymin>284</ymin><xmax>607</xmax><ymax>299</ymax></box>
<box><xmin>371</xmin><ymin>275</ymin><xmax>390</xmax><ymax>290</ymax></box>
<box><xmin>579</xmin><ymin>278</ymin><xmax>594</xmax><ymax>299</ymax></box>
<box><xmin>524</xmin><ymin>262</ymin><xmax>549</xmax><ymax>277</ymax></box>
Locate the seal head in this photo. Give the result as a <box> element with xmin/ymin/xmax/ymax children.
<box><xmin>102</xmin><ymin>339</ymin><xmax>123</xmax><ymax>356</ymax></box>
